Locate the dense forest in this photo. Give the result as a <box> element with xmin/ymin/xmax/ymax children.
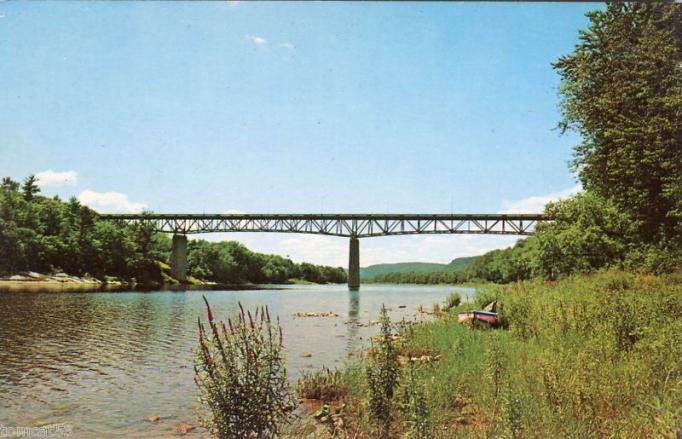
<box><xmin>0</xmin><ymin>179</ymin><xmax>346</xmax><ymax>286</ymax></box>
<box><xmin>186</xmin><ymin>239</ymin><xmax>346</xmax><ymax>284</ymax></box>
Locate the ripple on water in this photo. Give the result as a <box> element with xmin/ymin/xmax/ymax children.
<box><xmin>0</xmin><ymin>284</ymin><xmax>474</xmax><ymax>436</ymax></box>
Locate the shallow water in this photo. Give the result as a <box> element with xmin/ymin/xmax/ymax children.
<box><xmin>0</xmin><ymin>284</ymin><xmax>473</xmax><ymax>437</ymax></box>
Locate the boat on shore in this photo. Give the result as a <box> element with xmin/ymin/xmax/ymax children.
<box><xmin>458</xmin><ymin>300</ymin><xmax>499</xmax><ymax>326</ymax></box>
<box><xmin>457</xmin><ymin>310</ymin><xmax>498</xmax><ymax>325</ymax></box>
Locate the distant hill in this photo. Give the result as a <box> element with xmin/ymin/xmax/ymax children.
<box><xmin>447</xmin><ymin>256</ymin><xmax>478</xmax><ymax>272</ymax></box>
<box><xmin>360</xmin><ymin>256</ymin><xmax>477</xmax><ymax>280</ymax></box>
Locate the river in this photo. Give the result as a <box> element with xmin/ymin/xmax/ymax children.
<box><xmin>0</xmin><ymin>284</ymin><xmax>473</xmax><ymax>438</ymax></box>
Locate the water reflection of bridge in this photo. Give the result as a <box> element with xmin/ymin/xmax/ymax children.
<box><xmin>99</xmin><ymin>213</ymin><xmax>547</xmax><ymax>290</ymax></box>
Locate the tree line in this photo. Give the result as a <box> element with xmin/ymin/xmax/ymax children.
<box><xmin>372</xmin><ymin>4</ymin><xmax>682</xmax><ymax>285</ymax></box>
<box><xmin>0</xmin><ymin>177</ymin><xmax>346</xmax><ymax>285</ymax></box>
<box><xmin>480</xmin><ymin>3</ymin><xmax>682</xmax><ymax>282</ymax></box>
<box><xmin>186</xmin><ymin>239</ymin><xmax>346</xmax><ymax>284</ymax></box>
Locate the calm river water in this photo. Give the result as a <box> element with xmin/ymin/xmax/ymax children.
<box><xmin>0</xmin><ymin>284</ymin><xmax>473</xmax><ymax>438</ymax></box>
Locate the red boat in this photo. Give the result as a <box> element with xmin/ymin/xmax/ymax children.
<box><xmin>458</xmin><ymin>300</ymin><xmax>498</xmax><ymax>326</ymax></box>
<box><xmin>457</xmin><ymin>310</ymin><xmax>498</xmax><ymax>325</ymax></box>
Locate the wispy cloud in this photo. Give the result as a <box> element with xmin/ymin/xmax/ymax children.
<box><xmin>499</xmin><ymin>183</ymin><xmax>582</xmax><ymax>214</ymax></box>
<box><xmin>225</xmin><ymin>209</ymin><xmax>246</xmax><ymax>215</ymax></box>
<box><xmin>279</xmin><ymin>42</ymin><xmax>295</xmax><ymax>49</ymax></box>
<box><xmin>35</xmin><ymin>170</ymin><xmax>78</xmax><ymax>187</ymax></box>
<box><xmin>78</xmin><ymin>189</ymin><xmax>146</xmax><ymax>213</ymax></box>
<box><xmin>245</xmin><ymin>34</ymin><xmax>267</xmax><ymax>45</ymax></box>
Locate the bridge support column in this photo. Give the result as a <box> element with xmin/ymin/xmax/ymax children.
<box><xmin>348</xmin><ymin>236</ymin><xmax>360</xmax><ymax>291</ymax></box>
<box><xmin>171</xmin><ymin>234</ymin><xmax>188</xmax><ymax>283</ymax></box>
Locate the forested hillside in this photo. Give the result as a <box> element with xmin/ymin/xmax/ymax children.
<box><xmin>363</xmin><ymin>256</ymin><xmax>477</xmax><ymax>284</ymax></box>
<box><xmin>0</xmin><ymin>178</ymin><xmax>346</xmax><ymax>286</ymax></box>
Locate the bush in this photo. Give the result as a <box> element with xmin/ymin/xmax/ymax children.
<box><xmin>474</xmin><ymin>286</ymin><xmax>500</xmax><ymax>309</ymax></box>
<box><xmin>399</xmin><ymin>365</ymin><xmax>431</xmax><ymax>439</ymax></box>
<box><xmin>297</xmin><ymin>367</ymin><xmax>347</xmax><ymax>401</ymax></box>
<box><xmin>194</xmin><ymin>297</ymin><xmax>296</xmax><ymax>438</ymax></box>
<box><xmin>366</xmin><ymin>305</ymin><xmax>400</xmax><ymax>438</ymax></box>
<box><xmin>443</xmin><ymin>292</ymin><xmax>462</xmax><ymax>311</ymax></box>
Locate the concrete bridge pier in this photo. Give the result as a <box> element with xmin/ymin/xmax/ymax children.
<box><xmin>348</xmin><ymin>236</ymin><xmax>360</xmax><ymax>291</ymax></box>
<box><xmin>171</xmin><ymin>234</ymin><xmax>188</xmax><ymax>283</ymax></box>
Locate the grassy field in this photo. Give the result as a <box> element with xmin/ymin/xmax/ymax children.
<box><xmin>297</xmin><ymin>270</ymin><xmax>682</xmax><ymax>438</ymax></box>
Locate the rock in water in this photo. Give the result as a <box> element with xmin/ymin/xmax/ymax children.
<box><xmin>175</xmin><ymin>423</ymin><xmax>194</xmax><ymax>434</ymax></box>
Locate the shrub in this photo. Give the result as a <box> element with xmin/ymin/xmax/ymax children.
<box><xmin>443</xmin><ymin>292</ymin><xmax>462</xmax><ymax>311</ymax></box>
<box><xmin>485</xmin><ymin>333</ymin><xmax>505</xmax><ymax>401</ymax></box>
<box><xmin>474</xmin><ymin>286</ymin><xmax>499</xmax><ymax>309</ymax></box>
<box><xmin>366</xmin><ymin>305</ymin><xmax>400</xmax><ymax>438</ymax></box>
<box><xmin>400</xmin><ymin>365</ymin><xmax>431</xmax><ymax>439</ymax></box>
<box><xmin>194</xmin><ymin>297</ymin><xmax>296</xmax><ymax>438</ymax></box>
<box><xmin>297</xmin><ymin>367</ymin><xmax>347</xmax><ymax>401</ymax></box>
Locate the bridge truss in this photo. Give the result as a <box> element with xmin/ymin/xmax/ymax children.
<box><xmin>98</xmin><ymin>213</ymin><xmax>546</xmax><ymax>237</ymax></box>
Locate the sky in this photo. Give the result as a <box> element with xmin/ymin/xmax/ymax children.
<box><xmin>0</xmin><ymin>2</ymin><xmax>599</xmax><ymax>267</ymax></box>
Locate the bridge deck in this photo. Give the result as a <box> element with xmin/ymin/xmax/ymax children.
<box><xmin>99</xmin><ymin>213</ymin><xmax>547</xmax><ymax>237</ymax></box>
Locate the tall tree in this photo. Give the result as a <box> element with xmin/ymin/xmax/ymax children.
<box><xmin>21</xmin><ymin>175</ymin><xmax>40</xmax><ymax>201</ymax></box>
<box><xmin>1</xmin><ymin>177</ymin><xmax>19</xmax><ymax>191</ymax></box>
<box><xmin>554</xmin><ymin>3</ymin><xmax>682</xmax><ymax>242</ymax></box>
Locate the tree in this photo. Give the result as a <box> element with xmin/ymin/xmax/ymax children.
<box><xmin>1</xmin><ymin>177</ymin><xmax>19</xmax><ymax>191</ymax></box>
<box><xmin>554</xmin><ymin>3</ymin><xmax>682</xmax><ymax>242</ymax></box>
<box><xmin>21</xmin><ymin>174</ymin><xmax>40</xmax><ymax>201</ymax></box>
<box><xmin>533</xmin><ymin>193</ymin><xmax>636</xmax><ymax>280</ymax></box>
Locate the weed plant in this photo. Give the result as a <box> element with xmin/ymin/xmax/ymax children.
<box><xmin>194</xmin><ymin>297</ymin><xmax>296</xmax><ymax>439</ymax></box>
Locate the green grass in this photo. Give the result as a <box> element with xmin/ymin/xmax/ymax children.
<box><xmin>314</xmin><ymin>270</ymin><xmax>682</xmax><ymax>438</ymax></box>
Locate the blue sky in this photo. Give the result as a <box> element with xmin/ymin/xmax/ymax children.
<box><xmin>0</xmin><ymin>2</ymin><xmax>599</xmax><ymax>266</ymax></box>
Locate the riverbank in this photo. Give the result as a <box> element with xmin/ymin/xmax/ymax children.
<box><xmin>298</xmin><ymin>270</ymin><xmax>682</xmax><ymax>438</ymax></box>
<box><xmin>0</xmin><ymin>271</ymin><xmax>345</xmax><ymax>292</ymax></box>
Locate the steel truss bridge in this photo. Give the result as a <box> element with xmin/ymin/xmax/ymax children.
<box><xmin>99</xmin><ymin>213</ymin><xmax>548</xmax><ymax>290</ymax></box>
<box><xmin>99</xmin><ymin>213</ymin><xmax>544</xmax><ymax>237</ymax></box>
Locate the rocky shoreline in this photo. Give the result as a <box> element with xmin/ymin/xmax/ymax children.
<box><xmin>1</xmin><ymin>272</ymin><xmax>114</xmax><ymax>284</ymax></box>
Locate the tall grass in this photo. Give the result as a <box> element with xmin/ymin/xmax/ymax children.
<box><xmin>321</xmin><ymin>270</ymin><xmax>682</xmax><ymax>438</ymax></box>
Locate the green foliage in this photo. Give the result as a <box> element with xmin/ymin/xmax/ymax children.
<box><xmin>311</xmin><ymin>402</ymin><xmax>348</xmax><ymax>437</ymax></box>
<box><xmin>1</xmin><ymin>177</ymin><xmax>19</xmax><ymax>191</ymax></box>
<box><xmin>187</xmin><ymin>239</ymin><xmax>346</xmax><ymax>285</ymax></box>
<box><xmin>0</xmin><ymin>181</ymin><xmax>168</xmax><ymax>283</ymax></box>
<box><xmin>297</xmin><ymin>367</ymin><xmax>347</xmax><ymax>401</ymax></box>
<box><xmin>501</xmin><ymin>385</ymin><xmax>523</xmax><ymax>439</ymax></box>
<box><xmin>366</xmin><ymin>305</ymin><xmax>400</xmax><ymax>438</ymax></box>
<box><xmin>447</xmin><ymin>256</ymin><xmax>478</xmax><ymax>272</ymax></box>
<box><xmin>364</xmin><ymin>257</ymin><xmax>478</xmax><ymax>285</ymax></box>
<box><xmin>399</xmin><ymin>365</ymin><xmax>431</xmax><ymax>439</ymax></box>
<box><xmin>361</xmin><ymin>262</ymin><xmax>452</xmax><ymax>280</ymax></box>
<box><xmin>361</xmin><ymin>258</ymin><xmax>476</xmax><ymax>281</ymax></box>
<box><xmin>194</xmin><ymin>298</ymin><xmax>296</xmax><ymax>439</ymax></box>
<box><xmin>484</xmin><ymin>333</ymin><xmax>505</xmax><ymax>401</ymax></box>
<box><xmin>473</xmin><ymin>286</ymin><xmax>500</xmax><ymax>309</ymax></box>
<box><xmin>21</xmin><ymin>174</ymin><xmax>40</xmax><ymax>201</ymax></box>
<box><xmin>466</xmin><ymin>238</ymin><xmax>537</xmax><ymax>284</ymax></box>
<box><xmin>463</xmin><ymin>4</ymin><xmax>682</xmax><ymax>284</ymax></box>
<box><xmin>338</xmin><ymin>271</ymin><xmax>682</xmax><ymax>437</ymax></box>
<box><xmin>0</xmin><ymin>176</ymin><xmax>345</xmax><ymax>285</ymax></box>
<box><xmin>367</xmin><ymin>270</ymin><xmax>468</xmax><ymax>285</ymax></box>
<box><xmin>465</xmin><ymin>193</ymin><xmax>680</xmax><ymax>283</ymax></box>
<box><xmin>533</xmin><ymin>192</ymin><xmax>637</xmax><ymax>279</ymax></box>
<box><xmin>443</xmin><ymin>292</ymin><xmax>462</xmax><ymax>311</ymax></box>
<box><xmin>555</xmin><ymin>3</ymin><xmax>682</xmax><ymax>243</ymax></box>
